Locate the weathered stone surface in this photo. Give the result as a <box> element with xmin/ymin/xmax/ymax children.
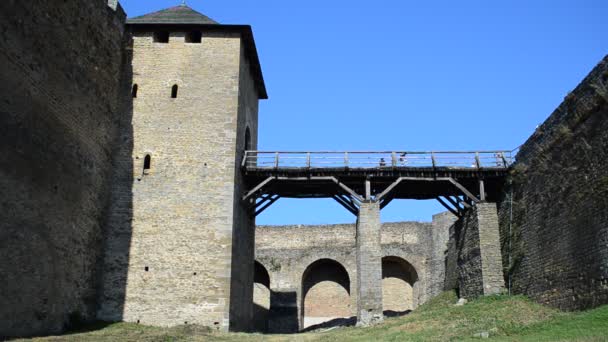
<box><xmin>0</xmin><ymin>0</ymin><xmax>127</xmax><ymax>338</ymax></box>
<box><xmin>444</xmin><ymin>203</ymin><xmax>505</xmax><ymax>299</ymax></box>
<box><xmin>497</xmin><ymin>55</ymin><xmax>608</xmax><ymax>310</ymax></box>
<box><xmin>254</xmin><ymin>212</ymin><xmax>455</xmax><ymax>332</ymax></box>
<box><xmin>356</xmin><ymin>202</ymin><xmax>384</xmax><ymax>326</ymax></box>
<box><xmin>97</xmin><ymin>28</ymin><xmax>260</xmax><ymax>331</ymax></box>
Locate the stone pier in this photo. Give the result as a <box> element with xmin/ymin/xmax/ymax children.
<box><xmin>445</xmin><ymin>202</ymin><xmax>505</xmax><ymax>298</ymax></box>
<box><xmin>356</xmin><ymin>201</ymin><xmax>384</xmax><ymax>326</ymax></box>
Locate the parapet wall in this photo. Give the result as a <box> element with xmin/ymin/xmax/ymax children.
<box><xmin>0</xmin><ymin>1</ymin><xmax>127</xmax><ymax>338</ymax></box>
<box><xmin>497</xmin><ymin>56</ymin><xmax>608</xmax><ymax>310</ymax></box>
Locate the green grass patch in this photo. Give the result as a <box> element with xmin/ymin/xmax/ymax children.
<box><xmin>16</xmin><ymin>292</ymin><xmax>608</xmax><ymax>341</ymax></box>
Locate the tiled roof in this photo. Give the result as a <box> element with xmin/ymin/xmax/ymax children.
<box><xmin>127</xmin><ymin>4</ymin><xmax>218</xmax><ymax>25</ymax></box>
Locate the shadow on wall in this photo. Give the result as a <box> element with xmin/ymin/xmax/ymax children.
<box><xmin>95</xmin><ymin>33</ymin><xmax>135</xmax><ymax>324</ymax></box>
<box><xmin>382</xmin><ymin>256</ymin><xmax>419</xmax><ymax>311</ymax></box>
<box><xmin>253</xmin><ymin>260</ymin><xmax>299</xmax><ymax>333</ymax></box>
<box><xmin>0</xmin><ymin>1</ymin><xmax>133</xmax><ymax>338</ymax></box>
<box><xmin>301</xmin><ymin>259</ymin><xmax>351</xmax><ymax>331</ymax></box>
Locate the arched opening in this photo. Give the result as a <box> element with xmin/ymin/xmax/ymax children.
<box><xmin>382</xmin><ymin>256</ymin><xmax>419</xmax><ymax>317</ymax></box>
<box><xmin>132</xmin><ymin>84</ymin><xmax>138</xmax><ymax>98</ymax></box>
<box><xmin>253</xmin><ymin>261</ymin><xmax>270</xmax><ymax>332</ymax></box>
<box><xmin>171</xmin><ymin>84</ymin><xmax>178</xmax><ymax>98</ymax></box>
<box><xmin>143</xmin><ymin>155</ymin><xmax>151</xmax><ymax>174</ymax></box>
<box><xmin>245</xmin><ymin>127</ymin><xmax>251</xmax><ymax>151</ymax></box>
<box><xmin>301</xmin><ymin>259</ymin><xmax>351</xmax><ymax>329</ymax></box>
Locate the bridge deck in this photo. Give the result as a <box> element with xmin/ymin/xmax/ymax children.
<box><xmin>242</xmin><ymin>151</ymin><xmax>512</xmax><ymax>201</ymax></box>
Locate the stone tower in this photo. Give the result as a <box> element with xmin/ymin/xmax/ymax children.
<box><xmin>97</xmin><ymin>4</ymin><xmax>267</xmax><ymax>331</ymax></box>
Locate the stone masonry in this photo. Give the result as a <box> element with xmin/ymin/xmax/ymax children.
<box><xmin>254</xmin><ymin>212</ymin><xmax>456</xmax><ymax>332</ymax></box>
<box><xmin>0</xmin><ymin>0</ymin><xmax>127</xmax><ymax>338</ymax></box>
<box><xmin>497</xmin><ymin>56</ymin><xmax>608</xmax><ymax>310</ymax></box>
<box><xmin>356</xmin><ymin>202</ymin><xmax>384</xmax><ymax>326</ymax></box>
<box><xmin>444</xmin><ymin>203</ymin><xmax>505</xmax><ymax>298</ymax></box>
<box><xmin>97</xmin><ymin>17</ymin><xmax>264</xmax><ymax>332</ymax></box>
<box><xmin>2</xmin><ymin>0</ymin><xmax>608</xmax><ymax>338</ymax></box>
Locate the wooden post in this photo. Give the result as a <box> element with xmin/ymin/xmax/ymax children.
<box><xmin>306</xmin><ymin>152</ymin><xmax>311</xmax><ymax>169</ymax></box>
<box><xmin>479</xmin><ymin>179</ymin><xmax>486</xmax><ymax>202</ymax></box>
<box><xmin>475</xmin><ymin>152</ymin><xmax>481</xmax><ymax>169</ymax></box>
<box><xmin>391</xmin><ymin>152</ymin><xmax>397</xmax><ymax>168</ymax></box>
<box><xmin>365</xmin><ymin>179</ymin><xmax>371</xmax><ymax>201</ymax></box>
<box><xmin>274</xmin><ymin>152</ymin><xmax>279</xmax><ymax>170</ymax></box>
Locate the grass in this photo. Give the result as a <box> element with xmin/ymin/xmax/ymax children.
<box><xmin>15</xmin><ymin>292</ymin><xmax>608</xmax><ymax>341</ymax></box>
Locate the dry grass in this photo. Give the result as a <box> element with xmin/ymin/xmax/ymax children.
<box><xmin>14</xmin><ymin>291</ymin><xmax>608</xmax><ymax>341</ymax></box>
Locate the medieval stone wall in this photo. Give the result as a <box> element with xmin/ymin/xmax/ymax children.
<box><xmin>253</xmin><ymin>212</ymin><xmax>455</xmax><ymax>333</ymax></box>
<box><xmin>497</xmin><ymin>55</ymin><xmax>608</xmax><ymax>310</ymax></box>
<box><xmin>0</xmin><ymin>0</ymin><xmax>127</xmax><ymax>337</ymax></box>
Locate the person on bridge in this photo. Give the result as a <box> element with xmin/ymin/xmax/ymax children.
<box><xmin>379</xmin><ymin>158</ymin><xmax>387</xmax><ymax>167</ymax></box>
<box><xmin>399</xmin><ymin>152</ymin><xmax>408</xmax><ymax>166</ymax></box>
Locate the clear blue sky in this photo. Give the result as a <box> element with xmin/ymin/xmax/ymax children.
<box><xmin>122</xmin><ymin>0</ymin><xmax>608</xmax><ymax>225</ymax></box>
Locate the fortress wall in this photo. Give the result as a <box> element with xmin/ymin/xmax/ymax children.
<box><xmin>254</xmin><ymin>214</ymin><xmax>455</xmax><ymax>332</ymax></box>
<box><xmin>497</xmin><ymin>55</ymin><xmax>608</xmax><ymax>310</ymax></box>
<box><xmin>0</xmin><ymin>0</ymin><xmax>127</xmax><ymax>338</ymax></box>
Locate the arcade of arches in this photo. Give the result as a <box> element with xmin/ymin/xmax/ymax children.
<box><xmin>253</xmin><ymin>255</ymin><xmax>420</xmax><ymax>332</ymax></box>
<box><xmin>253</xmin><ymin>215</ymin><xmax>455</xmax><ymax>333</ymax></box>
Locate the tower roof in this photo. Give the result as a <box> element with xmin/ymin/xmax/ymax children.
<box><xmin>127</xmin><ymin>4</ymin><xmax>218</xmax><ymax>25</ymax></box>
<box><xmin>126</xmin><ymin>4</ymin><xmax>268</xmax><ymax>99</ymax></box>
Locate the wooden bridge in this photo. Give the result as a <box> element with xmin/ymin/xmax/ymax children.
<box><xmin>242</xmin><ymin>150</ymin><xmax>515</xmax><ymax>217</ymax></box>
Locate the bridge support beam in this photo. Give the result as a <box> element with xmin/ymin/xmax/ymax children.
<box><xmin>356</xmin><ymin>201</ymin><xmax>384</xmax><ymax>326</ymax></box>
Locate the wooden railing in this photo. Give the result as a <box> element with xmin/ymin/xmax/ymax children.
<box><xmin>242</xmin><ymin>150</ymin><xmax>515</xmax><ymax>170</ymax></box>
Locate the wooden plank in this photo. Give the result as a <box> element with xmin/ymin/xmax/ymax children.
<box><xmin>455</xmin><ymin>196</ymin><xmax>472</xmax><ymax>209</ymax></box>
<box><xmin>255</xmin><ymin>195</ymin><xmax>280</xmax><ymax>216</ymax></box>
<box><xmin>479</xmin><ymin>179</ymin><xmax>486</xmax><ymax>201</ymax></box>
<box><xmin>376</xmin><ymin>177</ymin><xmax>404</xmax><ymax>201</ymax></box>
<box><xmin>365</xmin><ymin>179</ymin><xmax>371</xmax><ymax>200</ymax></box>
<box><xmin>436</xmin><ymin>197</ymin><xmax>461</xmax><ymax>217</ymax></box>
<box><xmin>447</xmin><ymin>178</ymin><xmax>480</xmax><ymax>203</ymax></box>
<box><xmin>242</xmin><ymin>177</ymin><xmax>274</xmax><ymax>201</ymax></box>
<box><xmin>380</xmin><ymin>195</ymin><xmax>394</xmax><ymax>210</ymax></box>
<box><xmin>444</xmin><ymin>196</ymin><xmax>464</xmax><ymax>212</ymax></box>
<box><xmin>333</xmin><ymin>195</ymin><xmax>359</xmax><ymax>216</ymax></box>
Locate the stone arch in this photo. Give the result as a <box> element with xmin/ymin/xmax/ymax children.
<box><xmin>381</xmin><ymin>256</ymin><xmax>419</xmax><ymax>316</ymax></box>
<box><xmin>253</xmin><ymin>260</ymin><xmax>270</xmax><ymax>332</ymax></box>
<box><xmin>301</xmin><ymin>259</ymin><xmax>351</xmax><ymax>329</ymax></box>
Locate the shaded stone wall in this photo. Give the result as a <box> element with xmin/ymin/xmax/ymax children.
<box><xmin>254</xmin><ymin>212</ymin><xmax>455</xmax><ymax>332</ymax></box>
<box><xmin>0</xmin><ymin>0</ymin><xmax>127</xmax><ymax>338</ymax></box>
<box><xmin>498</xmin><ymin>55</ymin><xmax>608</xmax><ymax>310</ymax></box>
<box><xmin>97</xmin><ymin>28</ymin><xmax>259</xmax><ymax>331</ymax></box>
<box><xmin>444</xmin><ymin>203</ymin><xmax>504</xmax><ymax>299</ymax></box>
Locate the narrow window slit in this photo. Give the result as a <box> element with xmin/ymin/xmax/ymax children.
<box><xmin>132</xmin><ymin>84</ymin><xmax>138</xmax><ymax>98</ymax></box>
<box><xmin>171</xmin><ymin>84</ymin><xmax>178</xmax><ymax>98</ymax></box>
<box><xmin>143</xmin><ymin>154</ymin><xmax>151</xmax><ymax>175</ymax></box>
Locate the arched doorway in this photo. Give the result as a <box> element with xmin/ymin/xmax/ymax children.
<box><xmin>382</xmin><ymin>256</ymin><xmax>419</xmax><ymax>316</ymax></box>
<box><xmin>301</xmin><ymin>259</ymin><xmax>351</xmax><ymax>329</ymax></box>
<box><xmin>253</xmin><ymin>260</ymin><xmax>270</xmax><ymax>332</ymax></box>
